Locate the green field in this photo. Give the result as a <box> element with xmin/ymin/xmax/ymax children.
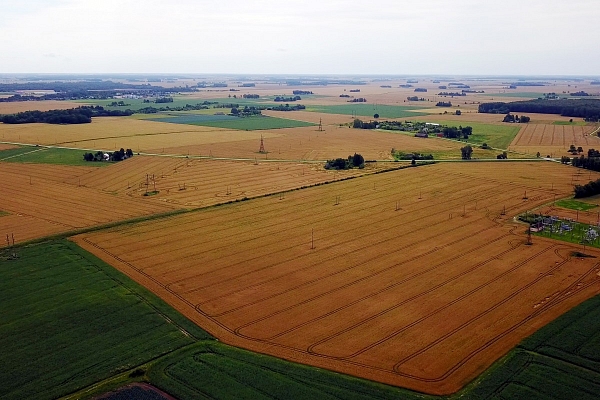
<box><xmin>147</xmin><ymin>342</ymin><xmax>432</xmax><ymax>400</ymax></box>
<box><xmin>0</xmin><ymin>240</ymin><xmax>210</xmax><ymax>400</ymax></box>
<box><xmin>427</xmin><ymin>121</ymin><xmax>521</xmax><ymax>149</ymax></box>
<box><xmin>149</xmin><ymin>115</ymin><xmax>314</xmax><ymax>130</ymax></box>
<box><xmin>553</xmin><ymin>120</ymin><xmax>589</xmax><ymax>126</ymax></box>
<box><xmin>307</xmin><ymin>104</ymin><xmax>428</xmax><ymax>119</ymax></box>
<box><xmin>468</xmin><ymin>294</ymin><xmax>600</xmax><ymax>399</ymax></box>
<box><xmin>556</xmin><ymin>199</ymin><xmax>598</xmax><ymax>211</ymax></box>
<box><xmin>0</xmin><ymin>146</ymin><xmax>102</xmax><ymax>166</ymax></box>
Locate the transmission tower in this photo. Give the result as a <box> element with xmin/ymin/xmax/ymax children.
<box><xmin>318</xmin><ymin>118</ymin><xmax>323</xmax><ymax>132</ymax></box>
<box><xmin>259</xmin><ymin>135</ymin><xmax>266</xmax><ymax>153</ymax></box>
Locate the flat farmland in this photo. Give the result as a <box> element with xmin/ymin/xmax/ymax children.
<box><xmin>67</xmin><ymin>155</ymin><xmax>376</xmax><ymax>207</ymax></box>
<box><xmin>73</xmin><ymin>162</ymin><xmax>600</xmax><ymax>395</ymax></box>
<box><xmin>509</xmin><ymin>123</ymin><xmax>600</xmax><ymax>156</ymax></box>
<box><xmin>0</xmin><ymin>162</ymin><xmax>179</xmax><ymax>246</ymax></box>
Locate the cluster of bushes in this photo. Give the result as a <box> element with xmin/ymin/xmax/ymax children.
<box><xmin>571</xmin><ymin>91</ymin><xmax>589</xmax><ymax>96</ymax></box>
<box><xmin>269</xmin><ymin>104</ymin><xmax>305</xmax><ymax>111</ymax></box>
<box><xmin>438</xmin><ymin>92</ymin><xmax>465</xmax><ymax>96</ymax></box>
<box><xmin>292</xmin><ymin>90</ymin><xmax>312</xmax><ymax>95</ymax></box>
<box><xmin>503</xmin><ymin>113</ymin><xmax>530</xmax><ymax>123</ymax></box>
<box><xmin>274</xmin><ymin>96</ymin><xmax>301</xmax><ymax>102</ymax></box>
<box><xmin>391</xmin><ymin>150</ymin><xmax>434</xmax><ymax>161</ymax></box>
<box><xmin>242</xmin><ymin>94</ymin><xmax>259</xmax><ymax>99</ymax></box>
<box><xmin>154</xmin><ymin>97</ymin><xmax>173</xmax><ymax>103</ymax></box>
<box><xmin>352</xmin><ymin>119</ymin><xmax>378</xmax><ymax>129</ymax></box>
<box><xmin>407</xmin><ymin>96</ymin><xmax>425</xmax><ymax>101</ymax></box>
<box><xmin>230</xmin><ymin>106</ymin><xmax>262</xmax><ymax>117</ymax></box>
<box><xmin>479</xmin><ymin>99</ymin><xmax>600</xmax><ymax>121</ymax></box>
<box><xmin>0</xmin><ymin>106</ymin><xmax>133</xmax><ymax>124</ymax></box>
<box><xmin>497</xmin><ymin>151</ymin><xmax>508</xmax><ymax>159</ymax></box>
<box><xmin>348</xmin><ymin>98</ymin><xmax>367</xmax><ymax>103</ymax></box>
<box><xmin>442</xmin><ymin>125</ymin><xmax>472</xmax><ymax>139</ymax></box>
<box><xmin>324</xmin><ymin>153</ymin><xmax>365</xmax><ymax>170</ymax></box>
<box><xmin>461</xmin><ymin>145</ymin><xmax>473</xmax><ymax>160</ymax></box>
<box><xmin>339</xmin><ymin>94</ymin><xmax>350</xmax><ymax>98</ymax></box>
<box><xmin>108</xmin><ymin>101</ymin><xmax>130</xmax><ymax>107</ymax></box>
<box><xmin>83</xmin><ymin>148</ymin><xmax>133</xmax><ymax>162</ymax></box>
<box><xmin>414</xmin><ymin>88</ymin><xmax>427</xmax><ymax>92</ymax></box>
<box><xmin>436</xmin><ymin>101</ymin><xmax>452</xmax><ymax>107</ymax></box>
<box><xmin>574</xmin><ymin>178</ymin><xmax>600</xmax><ymax>198</ymax></box>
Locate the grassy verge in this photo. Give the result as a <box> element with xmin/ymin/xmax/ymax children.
<box><xmin>0</xmin><ymin>146</ymin><xmax>102</xmax><ymax>166</ymax></box>
<box><xmin>553</xmin><ymin>120</ymin><xmax>589</xmax><ymax>126</ymax></box>
<box><xmin>555</xmin><ymin>199</ymin><xmax>598</xmax><ymax>211</ymax></box>
<box><xmin>0</xmin><ymin>239</ymin><xmax>212</xmax><ymax>400</ymax></box>
<box><xmin>307</xmin><ymin>104</ymin><xmax>428</xmax><ymax>119</ymax></box>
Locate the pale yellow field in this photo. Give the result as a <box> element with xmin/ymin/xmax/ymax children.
<box><xmin>0</xmin><ymin>100</ymin><xmax>84</xmax><ymax>114</ymax></box>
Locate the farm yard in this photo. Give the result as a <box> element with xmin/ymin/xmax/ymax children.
<box><xmin>73</xmin><ymin>162</ymin><xmax>600</xmax><ymax>395</ymax></box>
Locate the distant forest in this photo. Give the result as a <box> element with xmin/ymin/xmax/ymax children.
<box><xmin>0</xmin><ymin>81</ymin><xmax>192</xmax><ymax>103</ymax></box>
<box><xmin>478</xmin><ymin>99</ymin><xmax>600</xmax><ymax>121</ymax></box>
<box><xmin>0</xmin><ymin>106</ymin><xmax>132</xmax><ymax>124</ymax></box>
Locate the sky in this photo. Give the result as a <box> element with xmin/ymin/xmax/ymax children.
<box><xmin>1</xmin><ymin>0</ymin><xmax>599</xmax><ymax>76</ymax></box>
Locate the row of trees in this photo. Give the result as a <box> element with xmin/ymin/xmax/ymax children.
<box><xmin>436</xmin><ymin>101</ymin><xmax>452</xmax><ymax>107</ymax></box>
<box><xmin>348</xmin><ymin>98</ymin><xmax>367</xmax><ymax>102</ymax></box>
<box><xmin>407</xmin><ymin>96</ymin><xmax>425</xmax><ymax>101</ymax></box>
<box><xmin>83</xmin><ymin>148</ymin><xmax>133</xmax><ymax>162</ymax></box>
<box><xmin>230</xmin><ymin>106</ymin><xmax>262</xmax><ymax>117</ymax></box>
<box><xmin>292</xmin><ymin>90</ymin><xmax>313</xmax><ymax>95</ymax></box>
<box><xmin>479</xmin><ymin>99</ymin><xmax>600</xmax><ymax>121</ymax></box>
<box><xmin>0</xmin><ymin>106</ymin><xmax>132</xmax><ymax>124</ymax></box>
<box><xmin>243</xmin><ymin>94</ymin><xmax>260</xmax><ymax>99</ymax></box>
<box><xmin>571</xmin><ymin>155</ymin><xmax>600</xmax><ymax>171</ymax></box>
<box><xmin>324</xmin><ymin>153</ymin><xmax>365</xmax><ymax>170</ymax></box>
<box><xmin>574</xmin><ymin>178</ymin><xmax>600</xmax><ymax>198</ymax></box>
<box><xmin>274</xmin><ymin>96</ymin><xmax>301</xmax><ymax>102</ymax></box>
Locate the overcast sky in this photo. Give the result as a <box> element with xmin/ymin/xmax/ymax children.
<box><xmin>1</xmin><ymin>0</ymin><xmax>598</xmax><ymax>76</ymax></box>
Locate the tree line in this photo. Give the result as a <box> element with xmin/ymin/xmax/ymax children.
<box><xmin>478</xmin><ymin>99</ymin><xmax>600</xmax><ymax>121</ymax></box>
<box><xmin>574</xmin><ymin>178</ymin><xmax>600</xmax><ymax>198</ymax></box>
<box><xmin>502</xmin><ymin>113</ymin><xmax>530</xmax><ymax>123</ymax></box>
<box><xmin>0</xmin><ymin>106</ymin><xmax>132</xmax><ymax>124</ymax></box>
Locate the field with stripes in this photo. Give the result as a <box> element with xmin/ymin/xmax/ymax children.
<box><xmin>74</xmin><ymin>162</ymin><xmax>600</xmax><ymax>394</ymax></box>
<box><xmin>509</xmin><ymin>123</ymin><xmax>599</xmax><ymax>156</ymax></box>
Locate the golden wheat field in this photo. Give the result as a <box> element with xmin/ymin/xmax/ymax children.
<box><xmin>73</xmin><ymin>161</ymin><xmax>600</xmax><ymax>395</ymax></box>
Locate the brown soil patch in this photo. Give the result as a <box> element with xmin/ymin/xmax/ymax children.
<box><xmin>73</xmin><ymin>162</ymin><xmax>600</xmax><ymax>395</ymax></box>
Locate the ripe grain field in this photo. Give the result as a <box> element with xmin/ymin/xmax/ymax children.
<box><xmin>74</xmin><ymin>162</ymin><xmax>600</xmax><ymax>395</ymax></box>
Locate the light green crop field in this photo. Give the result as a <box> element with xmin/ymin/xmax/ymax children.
<box><xmin>553</xmin><ymin>120</ymin><xmax>589</xmax><ymax>126</ymax></box>
<box><xmin>0</xmin><ymin>146</ymin><xmax>103</xmax><ymax>166</ymax></box>
<box><xmin>425</xmin><ymin>121</ymin><xmax>521</xmax><ymax>149</ymax></box>
<box><xmin>0</xmin><ymin>240</ymin><xmax>210</xmax><ymax>400</ymax></box>
<box><xmin>482</xmin><ymin>92</ymin><xmax>543</xmax><ymax>99</ymax></box>
<box><xmin>555</xmin><ymin>199</ymin><xmax>598</xmax><ymax>211</ymax></box>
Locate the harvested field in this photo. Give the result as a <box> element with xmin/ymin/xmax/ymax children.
<box><xmin>0</xmin><ymin>162</ymin><xmax>179</xmax><ymax>245</ymax></box>
<box><xmin>74</xmin><ymin>162</ymin><xmax>600</xmax><ymax>395</ymax></box>
<box><xmin>509</xmin><ymin>123</ymin><xmax>600</xmax><ymax>156</ymax></box>
<box><xmin>0</xmin><ymin>143</ymin><xmax>17</xmax><ymax>151</ymax></box>
<box><xmin>67</xmin><ymin>155</ymin><xmax>380</xmax><ymax>207</ymax></box>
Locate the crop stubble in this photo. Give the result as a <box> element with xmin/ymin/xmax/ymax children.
<box><xmin>74</xmin><ymin>162</ymin><xmax>600</xmax><ymax>394</ymax></box>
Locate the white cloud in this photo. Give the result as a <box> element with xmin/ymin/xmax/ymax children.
<box><xmin>0</xmin><ymin>0</ymin><xmax>598</xmax><ymax>75</ymax></box>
